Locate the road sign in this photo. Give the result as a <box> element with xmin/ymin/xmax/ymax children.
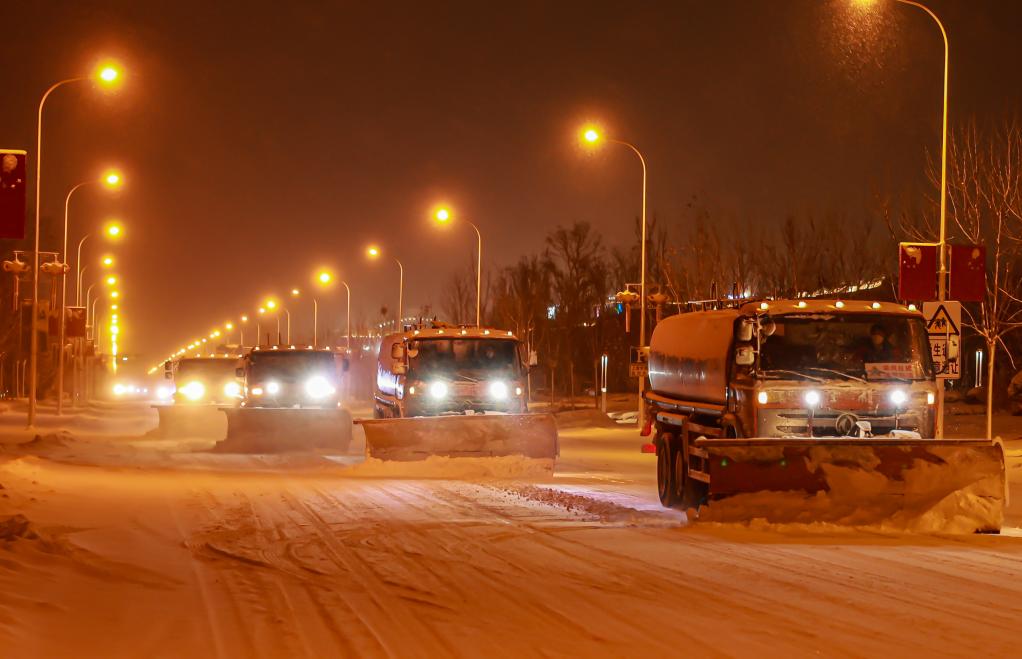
<box><xmin>629</xmin><ymin>345</ymin><xmax>648</xmax><ymax>378</ymax></box>
<box><xmin>923</xmin><ymin>301</ymin><xmax>961</xmax><ymax>380</ymax></box>
<box><xmin>949</xmin><ymin>244</ymin><xmax>986</xmax><ymax>302</ymax></box>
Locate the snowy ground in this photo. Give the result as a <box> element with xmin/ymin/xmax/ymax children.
<box><xmin>1</xmin><ymin>400</ymin><xmax>1022</xmax><ymax>657</ymax></box>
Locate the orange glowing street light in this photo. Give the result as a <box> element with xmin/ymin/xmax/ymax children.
<box><xmin>101</xmin><ymin>256</ymin><xmax>114</xmax><ymax>267</ymax></box>
<box><xmin>28</xmin><ymin>58</ymin><xmax>127</xmax><ymax>426</ymax></box>
<box><xmin>105</xmin><ymin>275</ymin><xmax>117</xmax><ymax>286</ymax></box>
<box><xmin>105</xmin><ymin>221</ymin><xmax>124</xmax><ymax>238</ymax></box>
<box><xmin>578</xmin><ymin>121</ymin><xmax>649</xmax><ymax>427</ymax></box>
<box><xmin>314</xmin><ymin>268</ymin><xmax>350</xmax><ymax>349</ymax></box>
<box><xmin>366</xmin><ymin>245</ymin><xmax>404</xmax><ymax>325</ymax></box>
<box><xmin>431</xmin><ymin>204</ymin><xmax>482</xmax><ymax>326</ymax></box>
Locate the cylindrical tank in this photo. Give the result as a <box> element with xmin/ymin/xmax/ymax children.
<box><xmin>648</xmin><ymin>309</ymin><xmax>741</xmax><ymax>405</ymax></box>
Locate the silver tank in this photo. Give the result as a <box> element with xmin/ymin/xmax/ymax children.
<box><xmin>648</xmin><ymin>309</ymin><xmax>741</xmax><ymax>405</ymax></box>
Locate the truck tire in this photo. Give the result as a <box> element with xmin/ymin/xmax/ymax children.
<box><xmin>657</xmin><ymin>432</ymin><xmax>679</xmax><ymax>507</ymax></box>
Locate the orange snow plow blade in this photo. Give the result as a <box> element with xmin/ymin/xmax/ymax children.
<box><xmin>153</xmin><ymin>405</ymin><xmax>228</xmax><ymax>440</ymax></box>
<box><xmin>693</xmin><ymin>438</ymin><xmax>1006</xmax><ymax>533</ymax></box>
<box><xmin>218</xmin><ymin>407</ymin><xmax>353</xmax><ymax>454</ymax></box>
<box><xmin>358</xmin><ymin>414</ymin><xmax>558</xmax><ymax>462</ymax></box>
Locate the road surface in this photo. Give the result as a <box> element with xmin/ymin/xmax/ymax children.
<box><xmin>1</xmin><ymin>401</ymin><xmax>1021</xmax><ymax>658</ymax></box>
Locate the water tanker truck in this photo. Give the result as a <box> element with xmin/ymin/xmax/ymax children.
<box><xmin>645</xmin><ymin>299</ymin><xmax>1006</xmax><ymax>531</ymax></box>
<box><xmin>358</xmin><ymin>322</ymin><xmax>557</xmax><ymax>463</ymax></box>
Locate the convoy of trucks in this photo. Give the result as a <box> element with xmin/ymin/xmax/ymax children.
<box><xmin>143</xmin><ymin>296</ymin><xmax>1005</xmax><ymax>531</ymax></box>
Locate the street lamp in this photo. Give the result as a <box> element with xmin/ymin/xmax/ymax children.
<box><xmin>28</xmin><ymin>61</ymin><xmax>123</xmax><ymax>427</ymax></box>
<box><xmin>76</xmin><ymin>221</ymin><xmax>122</xmax><ymax>306</ymax></box>
<box><xmin>239</xmin><ymin>314</ymin><xmax>249</xmax><ymax>346</ymax></box>
<box><xmin>291</xmin><ymin>287</ymin><xmax>317</xmax><ymax>346</ymax></box>
<box><xmin>852</xmin><ymin>0</ymin><xmax>950</xmax><ymax>437</ymax></box>
<box><xmin>366</xmin><ymin>245</ymin><xmax>404</xmax><ymax>327</ymax></box>
<box><xmin>433</xmin><ymin>205</ymin><xmax>483</xmax><ymax>326</ymax></box>
<box><xmin>313</xmin><ymin>268</ymin><xmax>349</xmax><ymax>349</ymax></box>
<box><xmin>580</xmin><ymin>124</ymin><xmax>650</xmax><ymax>427</ymax></box>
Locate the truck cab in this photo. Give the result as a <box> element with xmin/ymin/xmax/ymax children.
<box><xmin>238</xmin><ymin>347</ymin><xmax>348</xmax><ymax>409</ymax></box>
<box><xmin>647</xmin><ymin>300</ymin><xmax>940</xmax><ymax>438</ymax></box>
<box><xmin>164</xmin><ymin>356</ymin><xmax>243</xmax><ymax>406</ymax></box>
<box><xmin>374</xmin><ymin>323</ymin><xmax>529</xmax><ymax>418</ymax></box>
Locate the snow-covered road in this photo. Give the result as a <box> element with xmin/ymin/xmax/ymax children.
<box><xmin>2</xmin><ymin>402</ymin><xmax>1022</xmax><ymax>657</ymax></box>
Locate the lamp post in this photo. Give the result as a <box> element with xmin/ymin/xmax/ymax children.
<box><xmin>433</xmin><ymin>206</ymin><xmax>483</xmax><ymax>326</ymax></box>
<box><xmin>854</xmin><ymin>0</ymin><xmax>950</xmax><ymax>437</ymax></box>
<box><xmin>291</xmin><ymin>288</ymin><xmax>317</xmax><ymax>346</ymax></box>
<box><xmin>240</xmin><ymin>315</ymin><xmax>249</xmax><ymax>347</ymax></box>
<box><xmin>367</xmin><ymin>246</ymin><xmax>403</xmax><ymax>327</ymax></box>
<box><xmin>581</xmin><ymin>126</ymin><xmax>649</xmax><ymax>427</ymax></box>
<box><xmin>58</xmin><ymin>174</ymin><xmax>122</xmax><ymax>414</ymax></box>
<box><xmin>28</xmin><ymin>63</ymin><xmax>121</xmax><ymax>427</ymax></box>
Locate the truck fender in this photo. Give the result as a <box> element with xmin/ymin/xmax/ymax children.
<box><xmin>720</xmin><ymin>413</ymin><xmax>746</xmax><ymax>439</ymax></box>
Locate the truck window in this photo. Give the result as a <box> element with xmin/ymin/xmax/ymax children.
<box><xmin>408</xmin><ymin>339</ymin><xmax>519</xmax><ymax>379</ymax></box>
<box><xmin>758</xmin><ymin>314</ymin><xmax>934</xmax><ymax>381</ymax></box>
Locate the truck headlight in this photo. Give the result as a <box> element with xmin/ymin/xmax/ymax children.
<box><xmin>927</xmin><ymin>392</ymin><xmax>936</xmax><ymax>405</ymax></box>
<box><xmin>266</xmin><ymin>381</ymin><xmax>280</xmax><ymax>395</ymax></box>
<box><xmin>224</xmin><ymin>382</ymin><xmax>242</xmax><ymax>398</ymax></box>
<box><xmin>804</xmin><ymin>390</ymin><xmax>821</xmax><ymax>407</ymax></box>
<box><xmin>180</xmin><ymin>381</ymin><xmax>206</xmax><ymax>401</ymax></box>
<box><xmin>155</xmin><ymin>386</ymin><xmax>173</xmax><ymax>400</ymax></box>
<box><xmin>112</xmin><ymin>383</ymin><xmax>127</xmax><ymax>396</ymax></box>
<box><xmin>305</xmin><ymin>376</ymin><xmax>335</xmax><ymax>399</ymax></box>
<box><xmin>757</xmin><ymin>391</ymin><xmax>768</xmax><ymax>405</ymax></box>
<box><xmin>890</xmin><ymin>389</ymin><xmax>907</xmax><ymax>406</ymax></box>
<box><xmin>489</xmin><ymin>381</ymin><xmax>509</xmax><ymax>400</ymax></box>
<box><xmin>428</xmin><ymin>381</ymin><xmax>448</xmax><ymax>400</ymax></box>
<box><xmin>251</xmin><ymin>386</ymin><xmax>264</xmax><ymax>396</ymax></box>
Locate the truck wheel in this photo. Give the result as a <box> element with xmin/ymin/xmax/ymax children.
<box><xmin>657</xmin><ymin>432</ymin><xmax>679</xmax><ymax>507</ymax></box>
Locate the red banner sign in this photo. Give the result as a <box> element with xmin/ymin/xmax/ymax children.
<box><xmin>898</xmin><ymin>243</ymin><xmax>937</xmax><ymax>301</ymax></box>
<box><xmin>66</xmin><ymin>306</ymin><xmax>87</xmax><ymax>338</ymax></box>
<box><xmin>0</xmin><ymin>149</ymin><xmax>27</xmax><ymax>240</ymax></box>
<box><xmin>949</xmin><ymin>244</ymin><xmax>986</xmax><ymax>302</ymax></box>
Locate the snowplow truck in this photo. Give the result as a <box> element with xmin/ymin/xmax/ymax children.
<box><xmin>219</xmin><ymin>346</ymin><xmax>353</xmax><ymax>453</ymax></box>
<box><xmin>646</xmin><ymin>299</ymin><xmax>1005</xmax><ymax>532</ymax></box>
<box><xmin>358</xmin><ymin>323</ymin><xmax>558</xmax><ymax>462</ymax></box>
<box><xmin>154</xmin><ymin>356</ymin><xmax>242</xmax><ymax>438</ymax></box>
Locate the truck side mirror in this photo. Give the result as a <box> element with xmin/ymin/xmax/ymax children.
<box><xmin>737</xmin><ymin>319</ymin><xmax>755</xmax><ymax>343</ymax></box>
<box><xmin>163</xmin><ymin>360</ymin><xmax>172</xmax><ymax>373</ymax></box>
<box><xmin>393</xmin><ymin>363</ymin><xmax>407</xmax><ymax>375</ymax></box>
<box><xmin>735</xmin><ymin>344</ymin><xmax>755</xmax><ymax>366</ymax></box>
<box><xmin>164</xmin><ymin>372</ymin><xmax>173</xmax><ymax>380</ymax></box>
<box><xmin>390</xmin><ymin>343</ymin><xmax>406</xmax><ymax>360</ymax></box>
<box><xmin>235</xmin><ymin>367</ymin><xmax>245</xmax><ymax>378</ymax></box>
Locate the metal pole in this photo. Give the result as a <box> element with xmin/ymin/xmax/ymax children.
<box><xmin>611</xmin><ymin>138</ymin><xmax>649</xmax><ymax>428</ymax></box>
<box><xmin>57</xmin><ymin>181</ymin><xmax>92</xmax><ymax>415</ymax></box>
<box><xmin>75</xmin><ymin>233</ymin><xmax>90</xmax><ymax>305</ymax></box>
<box><xmin>29</xmin><ymin>77</ymin><xmax>84</xmax><ymax>427</ymax></box>
<box><xmin>285</xmin><ymin>309</ymin><xmax>291</xmax><ymax>344</ymax></box>
<box><xmin>396</xmin><ymin>258</ymin><xmax>404</xmax><ymax>328</ymax></box>
<box><xmin>342</xmin><ymin>281</ymin><xmax>351</xmax><ymax>350</ymax></box>
<box><xmin>467</xmin><ymin>220</ymin><xmax>483</xmax><ymax>326</ymax></box>
<box><xmin>896</xmin><ymin>0</ymin><xmax>949</xmax><ymax>438</ymax></box>
<box><xmin>313</xmin><ymin>298</ymin><xmax>318</xmax><ymax>347</ymax></box>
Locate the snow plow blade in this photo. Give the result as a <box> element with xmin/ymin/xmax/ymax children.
<box><xmin>218</xmin><ymin>407</ymin><xmax>353</xmax><ymax>454</ymax></box>
<box><xmin>693</xmin><ymin>438</ymin><xmax>1006</xmax><ymax>533</ymax></box>
<box><xmin>153</xmin><ymin>405</ymin><xmax>227</xmax><ymax>440</ymax></box>
<box><xmin>358</xmin><ymin>414</ymin><xmax>558</xmax><ymax>462</ymax></box>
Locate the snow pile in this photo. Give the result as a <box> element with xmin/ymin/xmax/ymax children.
<box><xmin>500</xmin><ymin>484</ymin><xmax>682</xmax><ymax>526</ymax></box>
<box><xmin>348</xmin><ymin>455</ymin><xmax>554</xmax><ymax>479</ymax></box>
<box><xmin>698</xmin><ymin>443</ymin><xmax>1006</xmax><ymax>534</ymax></box>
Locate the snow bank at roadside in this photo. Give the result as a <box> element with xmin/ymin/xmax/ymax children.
<box><xmin>347</xmin><ymin>455</ymin><xmax>554</xmax><ymax>480</ymax></box>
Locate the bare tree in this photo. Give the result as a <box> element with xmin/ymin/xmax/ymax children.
<box><xmin>440</xmin><ymin>254</ymin><xmax>476</xmax><ymax>325</ymax></box>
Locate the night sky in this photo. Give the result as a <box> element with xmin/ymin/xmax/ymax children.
<box><xmin>1</xmin><ymin>0</ymin><xmax>1020</xmax><ymax>360</ymax></box>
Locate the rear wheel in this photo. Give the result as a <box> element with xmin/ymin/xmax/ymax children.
<box><xmin>656</xmin><ymin>431</ymin><xmax>679</xmax><ymax>507</ymax></box>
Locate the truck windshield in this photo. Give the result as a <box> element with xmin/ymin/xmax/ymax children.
<box><xmin>758</xmin><ymin>314</ymin><xmax>934</xmax><ymax>381</ymax></box>
<box><xmin>408</xmin><ymin>338</ymin><xmax>519</xmax><ymax>380</ymax></box>
<box><xmin>177</xmin><ymin>359</ymin><xmax>237</xmax><ymax>382</ymax></box>
<box><xmin>248</xmin><ymin>352</ymin><xmax>337</xmax><ymax>382</ymax></box>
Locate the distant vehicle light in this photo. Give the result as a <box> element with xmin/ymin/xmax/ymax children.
<box><xmin>266</xmin><ymin>381</ymin><xmax>281</xmax><ymax>395</ymax></box>
<box><xmin>428</xmin><ymin>381</ymin><xmax>448</xmax><ymax>400</ymax></box>
<box><xmin>112</xmin><ymin>383</ymin><xmax>127</xmax><ymax>396</ymax></box>
<box><xmin>489</xmin><ymin>381</ymin><xmax>509</xmax><ymax>400</ymax></box>
<box><xmin>156</xmin><ymin>386</ymin><xmax>173</xmax><ymax>400</ymax></box>
<box><xmin>180</xmin><ymin>381</ymin><xmax>206</xmax><ymax>401</ymax></box>
<box><xmin>835</xmin><ymin>301</ymin><xmax>845</xmax><ymax>309</ymax></box>
<box><xmin>305</xmin><ymin>376</ymin><xmax>335</xmax><ymax>399</ymax></box>
<box><xmin>224</xmin><ymin>382</ymin><xmax>242</xmax><ymax>398</ymax></box>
